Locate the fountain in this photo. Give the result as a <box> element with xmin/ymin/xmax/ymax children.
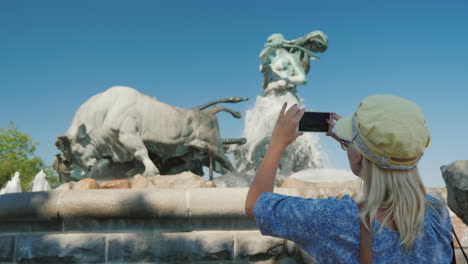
<box><xmin>0</xmin><ymin>30</ymin><xmax>464</xmax><ymax>263</ymax></box>
<box><xmin>0</xmin><ymin>172</ymin><xmax>21</xmax><ymax>195</ymax></box>
<box><xmin>231</xmin><ymin>31</ymin><xmax>328</xmax><ymax>177</ymax></box>
<box><xmin>31</xmin><ymin>170</ymin><xmax>51</xmax><ymax>192</ymax></box>
<box><xmin>0</xmin><ymin>170</ymin><xmax>52</xmax><ymax>195</ymax></box>
<box><xmin>0</xmin><ymin>31</ymin><xmax>340</xmax><ymax>264</ymax></box>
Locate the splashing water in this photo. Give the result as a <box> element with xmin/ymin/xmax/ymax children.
<box><xmin>32</xmin><ymin>170</ymin><xmax>51</xmax><ymax>192</ymax></box>
<box><xmin>231</xmin><ymin>91</ymin><xmax>323</xmax><ymax>175</ymax></box>
<box><xmin>0</xmin><ymin>172</ymin><xmax>22</xmax><ymax>195</ymax></box>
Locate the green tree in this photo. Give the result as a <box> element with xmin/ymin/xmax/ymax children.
<box><xmin>0</xmin><ymin>122</ymin><xmax>58</xmax><ymax>191</ymax></box>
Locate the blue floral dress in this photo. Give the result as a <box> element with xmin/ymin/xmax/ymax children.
<box><xmin>253</xmin><ymin>193</ymin><xmax>453</xmax><ymax>263</ymax></box>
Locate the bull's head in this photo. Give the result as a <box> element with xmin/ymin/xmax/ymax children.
<box><xmin>55</xmin><ymin>135</ymin><xmax>72</xmax><ymax>161</ymax></box>
<box><xmin>55</xmin><ymin>124</ymin><xmax>97</xmax><ymax>171</ymax></box>
<box><xmin>184</xmin><ymin>110</ymin><xmax>236</xmax><ymax>175</ymax></box>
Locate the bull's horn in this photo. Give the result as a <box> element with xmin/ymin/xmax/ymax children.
<box><xmin>192</xmin><ymin>97</ymin><xmax>249</xmax><ymax>111</ymax></box>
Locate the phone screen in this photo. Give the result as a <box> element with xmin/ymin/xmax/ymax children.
<box><xmin>298</xmin><ymin>112</ymin><xmax>331</xmax><ymax>132</ymax></box>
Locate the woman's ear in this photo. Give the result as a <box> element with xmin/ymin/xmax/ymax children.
<box><xmin>353</xmin><ymin>153</ymin><xmax>363</xmax><ymax>175</ymax></box>
<box><xmin>347</xmin><ymin>145</ymin><xmax>364</xmax><ymax>176</ymax></box>
<box><xmin>355</xmin><ymin>152</ymin><xmax>363</xmax><ymax>164</ymax></box>
<box><xmin>348</xmin><ymin>149</ymin><xmax>363</xmax><ymax>176</ymax></box>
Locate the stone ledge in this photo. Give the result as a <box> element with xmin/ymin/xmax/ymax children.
<box><xmin>188</xmin><ymin>188</ymin><xmax>298</xmax><ymax>218</ymax></box>
<box><xmin>58</xmin><ymin>189</ymin><xmax>188</xmax><ymax>218</ymax></box>
<box><xmin>0</xmin><ymin>188</ymin><xmax>299</xmax><ymax>221</ymax></box>
<box><xmin>0</xmin><ymin>190</ymin><xmax>64</xmax><ymax>220</ymax></box>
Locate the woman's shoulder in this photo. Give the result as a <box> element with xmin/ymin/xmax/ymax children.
<box><xmin>425</xmin><ymin>194</ymin><xmax>449</xmax><ymax>215</ymax></box>
<box><xmin>426</xmin><ymin>193</ymin><xmax>445</xmax><ymax>203</ymax></box>
<box><xmin>328</xmin><ymin>194</ymin><xmax>359</xmax><ymax>213</ymax></box>
<box><xmin>286</xmin><ymin>193</ymin><xmax>358</xmax><ymax>221</ymax></box>
<box><xmin>424</xmin><ymin>194</ymin><xmax>452</xmax><ymax>232</ymax></box>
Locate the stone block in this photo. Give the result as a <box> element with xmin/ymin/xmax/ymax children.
<box><xmin>98</xmin><ymin>179</ymin><xmax>131</xmax><ymax>189</ymax></box>
<box><xmin>74</xmin><ymin>178</ymin><xmax>99</xmax><ymax>190</ymax></box>
<box><xmin>152</xmin><ymin>233</ymin><xmax>193</xmax><ymax>262</ymax></box>
<box><xmin>187</xmin><ymin>188</ymin><xmax>298</xmax><ymax>228</ymax></box>
<box><xmin>131</xmin><ymin>174</ymin><xmax>149</xmax><ymax>189</ymax></box>
<box><xmin>235</xmin><ymin>230</ymin><xmax>285</xmax><ymax>261</ymax></box>
<box><xmin>15</xmin><ymin>234</ymin><xmax>105</xmax><ymax>263</ymax></box>
<box><xmin>58</xmin><ymin>189</ymin><xmax>188</xmax><ymax>218</ymax></box>
<box><xmin>0</xmin><ymin>236</ymin><xmax>15</xmax><ymax>262</ymax></box>
<box><xmin>149</xmin><ymin>172</ymin><xmax>214</xmax><ymax>189</ymax></box>
<box><xmin>108</xmin><ymin>233</ymin><xmax>155</xmax><ymax>262</ymax></box>
<box><xmin>109</xmin><ymin>232</ymin><xmax>196</xmax><ymax>263</ymax></box>
<box><xmin>191</xmin><ymin>231</ymin><xmax>234</xmax><ymax>261</ymax></box>
<box><xmin>188</xmin><ymin>188</ymin><xmax>247</xmax><ymax>218</ymax></box>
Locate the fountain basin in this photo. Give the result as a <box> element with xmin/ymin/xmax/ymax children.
<box><xmin>0</xmin><ymin>188</ymin><xmax>309</xmax><ymax>263</ymax></box>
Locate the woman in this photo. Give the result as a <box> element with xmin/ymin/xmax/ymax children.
<box><xmin>245</xmin><ymin>95</ymin><xmax>454</xmax><ymax>263</ymax></box>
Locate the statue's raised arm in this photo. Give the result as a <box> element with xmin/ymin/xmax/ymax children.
<box><xmin>259</xmin><ymin>31</ymin><xmax>328</xmax><ymax>94</ymax></box>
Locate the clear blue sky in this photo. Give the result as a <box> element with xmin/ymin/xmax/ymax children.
<box><xmin>1</xmin><ymin>0</ymin><xmax>467</xmax><ymax>187</ymax></box>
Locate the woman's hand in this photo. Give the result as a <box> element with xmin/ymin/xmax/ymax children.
<box><xmin>325</xmin><ymin>113</ymin><xmax>342</xmax><ymax>143</ymax></box>
<box><xmin>270</xmin><ymin>103</ymin><xmax>305</xmax><ymax>150</ymax></box>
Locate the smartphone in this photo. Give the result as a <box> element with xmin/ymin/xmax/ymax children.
<box><xmin>298</xmin><ymin>112</ymin><xmax>331</xmax><ymax>132</ymax></box>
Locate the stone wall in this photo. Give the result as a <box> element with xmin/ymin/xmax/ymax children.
<box><xmin>0</xmin><ymin>188</ymin><xmax>311</xmax><ymax>264</ymax></box>
<box><xmin>0</xmin><ymin>186</ymin><xmax>466</xmax><ymax>263</ymax></box>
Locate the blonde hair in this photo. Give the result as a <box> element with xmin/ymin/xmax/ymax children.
<box><xmin>358</xmin><ymin>158</ymin><xmax>445</xmax><ymax>251</ymax></box>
